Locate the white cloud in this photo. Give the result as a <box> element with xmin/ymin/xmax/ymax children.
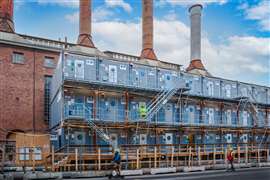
<box><xmin>157</xmin><ymin>0</ymin><xmax>228</xmax><ymax>7</ymax></box>
<box><xmin>104</xmin><ymin>0</ymin><xmax>132</xmax><ymax>13</ymax></box>
<box><xmin>90</xmin><ymin>18</ymin><xmax>269</xmax><ymax>86</ymax></box>
<box><xmin>93</xmin><ymin>7</ymin><xmax>115</xmax><ymax>21</ymax></box>
<box><xmin>243</xmin><ymin>0</ymin><xmax>270</xmax><ymax>31</ymax></box>
<box><xmin>36</xmin><ymin>0</ymin><xmax>79</xmax><ymax>8</ymax></box>
<box><xmin>65</xmin><ymin>12</ymin><xmax>79</xmax><ymax>23</ymax></box>
<box><xmin>65</xmin><ymin>6</ymin><xmax>115</xmax><ymax>23</ymax></box>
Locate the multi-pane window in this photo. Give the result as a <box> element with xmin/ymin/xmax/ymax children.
<box><xmin>44</xmin><ymin>56</ymin><xmax>55</xmax><ymax>68</ymax></box>
<box><xmin>12</xmin><ymin>52</ymin><xmax>25</xmax><ymax>64</ymax></box>
<box><xmin>19</xmin><ymin>147</ymin><xmax>30</xmax><ymax>160</ymax></box>
<box><xmin>44</xmin><ymin>76</ymin><xmax>52</xmax><ymax>122</ymax></box>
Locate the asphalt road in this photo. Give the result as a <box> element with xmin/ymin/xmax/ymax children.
<box><xmin>73</xmin><ymin>167</ymin><xmax>270</xmax><ymax>180</ymax></box>
<box><xmin>125</xmin><ymin>167</ymin><xmax>270</xmax><ymax>180</ymax></box>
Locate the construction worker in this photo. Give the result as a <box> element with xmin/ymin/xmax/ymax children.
<box><xmin>139</xmin><ymin>104</ymin><xmax>147</xmax><ymax>119</ymax></box>
<box><xmin>227</xmin><ymin>146</ymin><xmax>235</xmax><ymax>172</ymax></box>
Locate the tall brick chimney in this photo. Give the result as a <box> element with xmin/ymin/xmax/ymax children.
<box><xmin>77</xmin><ymin>0</ymin><xmax>95</xmax><ymax>48</ymax></box>
<box><xmin>186</xmin><ymin>4</ymin><xmax>207</xmax><ymax>73</ymax></box>
<box><xmin>140</xmin><ymin>0</ymin><xmax>157</xmax><ymax>60</ymax></box>
<box><xmin>0</xmin><ymin>0</ymin><xmax>14</xmax><ymax>33</ymax></box>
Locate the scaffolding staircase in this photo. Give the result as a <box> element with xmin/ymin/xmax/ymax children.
<box><xmin>84</xmin><ymin>106</ymin><xmax>111</xmax><ymax>144</ymax></box>
<box><xmin>235</xmin><ymin>90</ymin><xmax>259</xmax><ymax>127</ymax></box>
<box><xmin>144</xmin><ymin>82</ymin><xmax>189</xmax><ymax>122</ymax></box>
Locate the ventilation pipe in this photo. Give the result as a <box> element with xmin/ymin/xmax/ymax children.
<box><xmin>77</xmin><ymin>0</ymin><xmax>95</xmax><ymax>48</ymax></box>
<box><xmin>140</xmin><ymin>0</ymin><xmax>157</xmax><ymax>60</ymax></box>
<box><xmin>0</xmin><ymin>0</ymin><xmax>14</xmax><ymax>33</ymax></box>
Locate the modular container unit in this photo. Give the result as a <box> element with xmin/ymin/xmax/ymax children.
<box><xmin>257</xmin><ymin>110</ymin><xmax>266</xmax><ymax>128</ymax></box>
<box><xmin>252</xmin><ymin>86</ymin><xmax>267</xmax><ymax>104</ymax></box>
<box><xmin>239</xmin><ymin>110</ymin><xmax>252</xmax><ymax>127</ymax></box>
<box><xmin>202</xmin><ymin>76</ymin><xmax>221</xmax><ymax>98</ymax></box>
<box><xmin>159</xmin><ymin>132</ymin><xmax>176</xmax><ymax>145</ymax></box>
<box><xmin>130</xmin><ymin>63</ymin><xmax>157</xmax><ymax>89</ymax></box>
<box><xmin>239</xmin><ymin>134</ymin><xmax>249</xmax><ymax>144</ymax></box>
<box><xmin>131</xmin><ymin>133</ymin><xmax>155</xmax><ymax>145</ymax></box>
<box><xmin>231</xmin><ymin>110</ymin><xmax>238</xmax><ymax>127</ymax></box>
<box><xmin>202</xmin><ymin>107</ymin><xmax>221</xmax><ymax>126</ymax></box>
<box><xmin>68</xmin><ymin>129</ymin><xmax>93</xmax><ymax>146</ymax></box>
<box><xmin>238</xmin><ymin>82</ymin><xmax>252</xmax><ymax>98</ymax></box>
<box><xmin>96</xmin><ymin>131</ymin><xmax>127</xmax><ymax>146</ymax></box>
<box><xmin>220</xmin><ymin>80</ymin><xmax>237</xmax><ymax>99</ymax></box>
<box><xmin>182</xmin><ymin>104</ymin><xmax>199</xmax><ymax>125</ymax></box>
<box><xmin>180</xmin><ymin>134</ymin><xmax>189</xmax><ymax>144</ymax></box>
<box><xmin>63</xmin><ymin>94</ymin><xmax>94</xmax><ymax>121</ymax></box>
<box><xmin>222</xmin><ymin>109</ymin><xmax>231</xmax><ymax>126</ymax></box>
<box><xmin>156</xmin><ymin>102</ymin><xmax>179</xmax><ymax>125</ymax></box>
<box><xmin>98</xmin><ymin>58</ymin><xmax>129</xmax><ymax>86</ymax></box>
<box><xmin>97</xmin><ymin>95</ymin><xmax>125</xmax><ymax>122</ymax></box>
<box><xmin>157</xmin><ymin>68</ymin><xmax>179</xmax><ymax>90</ymax></box>
<box><xmin>129</xmin><ymin>97</ymin><xmax>150</xmax><ymax>121</ymax></box>
<box><xmin>183</xmin><ymin>73</ymin><xmax>202</xmax><ymax>96</ymax></box>
<box><xmin>64</xmin><ymin>54</ymin><xmax>97</xmax><ymax>82</ymax></box>
<box><xmin>204</xmin><ymin>133</ymin><xmax>218</xmax><ymax>144</ymax></box>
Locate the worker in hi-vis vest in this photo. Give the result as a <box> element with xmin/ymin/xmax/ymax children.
<box><xmin>139</xmin><ymin>104</ymin><xmax>147</xmax><ymax>119</ymax></box>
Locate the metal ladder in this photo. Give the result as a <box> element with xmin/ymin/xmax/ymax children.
<box><xmin>84</xmin><ymin>106</ymin><xmax>111</xmax><ymax>144</ymax></box>
<box><xmin>145</xmin><ymin>81</ymin><xmax>187</xmax><ymax>122</ymax></box>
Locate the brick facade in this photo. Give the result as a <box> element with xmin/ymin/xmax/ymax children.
<box><xmin>0</xmin><ymin>43</ymin><xmax>59</xmax><ymax>139</ymax></box>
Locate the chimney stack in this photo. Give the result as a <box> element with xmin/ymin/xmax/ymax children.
<box><xmin>186</xmin><ymin>4</ymin><xmax>207</xmax><ymax>72</ymax></box>
<box><xmin>0</xmin><ymin>0</ymin><xmax>14</xmax><ymax>33</ymax></box>
<box><xmin>140</xmin><ymin>0</ymin><xmax>157</xmax><ymax>60</ymax></box>
<box><xmin>77</xmin><ymin>0</ymin><xmax>95</xmax><ymax>48</ymax></box>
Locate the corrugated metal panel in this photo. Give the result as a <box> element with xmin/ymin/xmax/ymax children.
<box><xmin>130</xmin><ymin>64</ymin><xmax>157</xmax><ymax>89</ymax></box>
<box><xmin>202</xmin><ymin>77</ymin><xmax>220</xmax><ymax>98</ymax></box>
<box><xmin>97</xmin><ymin>95</ymin><xmax>125</xmax><ymax>122</ymax></box>
<box><xmin>252</xmin><ymin>86</ymin><xmax>267</xmax><ymax>104</ymax></box>
<box><xmin>239</xmin><ymin>110</ymin><xmax>252</xmax><ymax>127</ymax></box>
<box><xmin>99</xmin><ymin>59</ymin><xmax>129</xmax><ymax>85</ymax></box>
<box><xmin>257</xmin><ymin>110</ymin><xmax>265</xmax><ymax>128</ymax></box>
<box><xmin>157</xmin><ymin>69</ymin><xmax>178</xmax><ymax>90</ymax></box>
<box><xmin>63</xmin><ymin>54</ymin><xmax>97</xmax><ymax>82</ymax></box>
<box><xmin>84</xmin><ymin>57</ymin><xmax>97</xmax><ymax>82</ymax></box>
<box><xmin>183</xmin><ymin>73</ymin><xmax>202</xmax><ymax>96</ymax></box>
<box><xmin>238</xmin><ymin>82</ymin><xmax>252</xmax><ymax>98</ymax></box>
<box><xmin>220</xmin><ymin>80</ymin><xmax>237</xmax><ymax>99</ymax></box>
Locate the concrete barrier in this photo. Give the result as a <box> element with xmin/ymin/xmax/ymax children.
<box><xmin>183</xmin><ymin>166</ymin><xmax>205</xmax><ymax>172</ymax></box>
<box><xmin>120</xmin><ymin>170</ymin><xmax>143</xmax><ymax>176</ymax></box>
<box><xmin>150</xmin><ymin>167</ymin><xmax>176</xmax><ymax>175</ymax></box>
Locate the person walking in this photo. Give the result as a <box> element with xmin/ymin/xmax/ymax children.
<box><xmin>227</xmin><ymin>147</ymin><xmax>235</xmax><ymax>172</ymax></box>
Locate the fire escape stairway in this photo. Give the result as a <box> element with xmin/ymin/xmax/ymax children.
<box><xmin>145</xmin><ymin>82</ymin><xmax>188</xmax><ymax>122</ymax></box>
<box><xmin>248</xmin><ymin>91</ymin><xmax>259</xmax><ymax>127</ymax></box>
<box><xmin>84</xmin><ymin>106</ymin><xmax>110</xmax><ymax>144</ymax></box>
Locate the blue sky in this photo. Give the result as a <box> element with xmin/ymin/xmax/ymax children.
<box><xmin>14</xmin><ymin>0</ymin><xmax>270</xmax><ymax>86</ymax></box>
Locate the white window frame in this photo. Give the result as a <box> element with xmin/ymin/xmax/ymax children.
<box><xmin>33</xmin><ymin>147</ymin><xmax>42</xmax><ymax>160</ymax></box>
<box><xmin>19</xmin><ymin>147</ymin><xmax>30</xmax><ymax>161</ymax></box>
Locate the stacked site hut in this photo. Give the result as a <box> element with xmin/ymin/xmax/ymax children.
<box><xmin>49</xmin><ymin>1</ymin><xmax>270</xmax><ymax>171</ymax></box>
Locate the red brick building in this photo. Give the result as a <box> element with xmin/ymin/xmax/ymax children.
<box><xmin>0</xmin><ymin>0</ymin><xmax>68</xmax><ymax>139</ymax></box>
